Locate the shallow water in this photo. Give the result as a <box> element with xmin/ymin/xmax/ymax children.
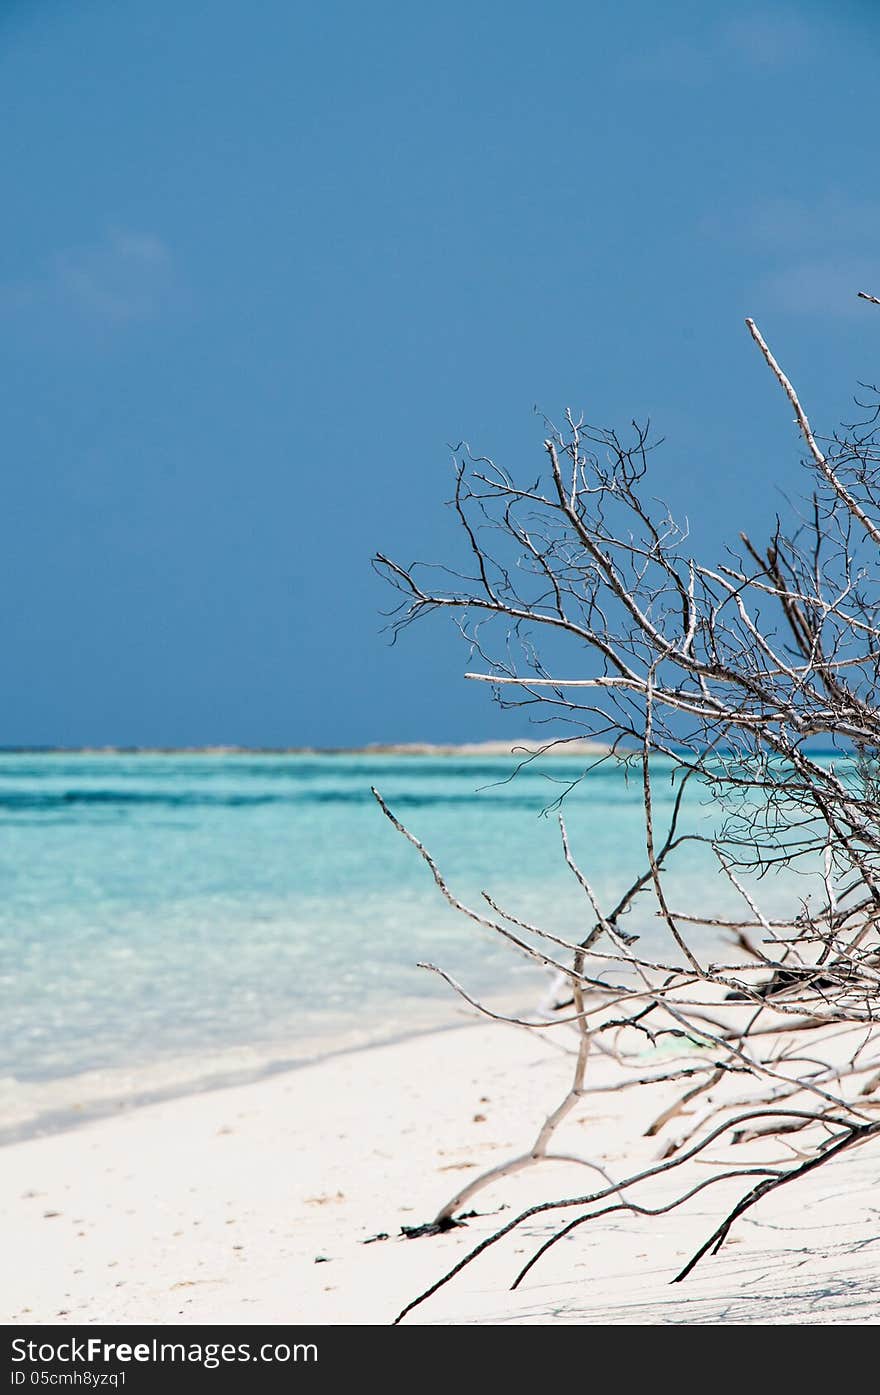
<box><xmin>0</xmin><ymin>751</ymin><xmax>824</xmax><ymax>1131</ymax></box>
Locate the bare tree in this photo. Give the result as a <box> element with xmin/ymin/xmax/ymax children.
<box><xmin>373</xmin><ymin>299</ymin><xmax>880</xmax><ymax>1323</ymax></box>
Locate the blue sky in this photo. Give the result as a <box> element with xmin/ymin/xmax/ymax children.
<box><xmin>0</xmin><ymin>0</ymin><xmax>877</xmax><ymax>746</ymax></box>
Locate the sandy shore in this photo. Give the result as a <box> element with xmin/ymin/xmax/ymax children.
<box><xmin>3</xmin><ymin>1020</ymin><xmax>879</xmax><ymax>1326</ymax></box>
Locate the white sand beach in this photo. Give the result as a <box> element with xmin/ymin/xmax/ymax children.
<box><xmin>3</xmin><ymin>1018</ymin><xmax>878</xmax><ymax>1326</ymax></box>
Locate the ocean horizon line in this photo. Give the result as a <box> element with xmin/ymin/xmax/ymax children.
<box><xmin>0</xmin><ymin>740</ymin><xmax>849</xmax><ymax>758</ymax></box>
<box><xmin>0</xmin><ymin>738</ymin><xmax>612</xmax><ymax>757</ymax></box>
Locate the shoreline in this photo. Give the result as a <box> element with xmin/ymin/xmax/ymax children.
<box><xmin>0</xmin><ymin>1011</ymin><xmax>488</xmax><ymax>1149</ymax></box>
<box><xmin>3</xmin><ymin>1017</ymin><xmax>878</xmax><ymax>1324</ymax></box>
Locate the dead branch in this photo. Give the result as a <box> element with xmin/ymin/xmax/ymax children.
<box><xmin>374</xmin><ymin>301</ymin><xmax>880</xmax><ymax>1321</ymax></box>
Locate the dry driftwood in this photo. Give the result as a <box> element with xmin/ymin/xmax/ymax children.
<box><xmin>374</xmin><ymin>293</ymin><xmax>880</xmax><ymax>1323</ymax></box>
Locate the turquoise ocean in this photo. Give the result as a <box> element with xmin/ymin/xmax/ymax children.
<box><xmin>0</xmin><ymin>752</ymin><xmax>818</xmax><ymax>1137</ymax></box>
